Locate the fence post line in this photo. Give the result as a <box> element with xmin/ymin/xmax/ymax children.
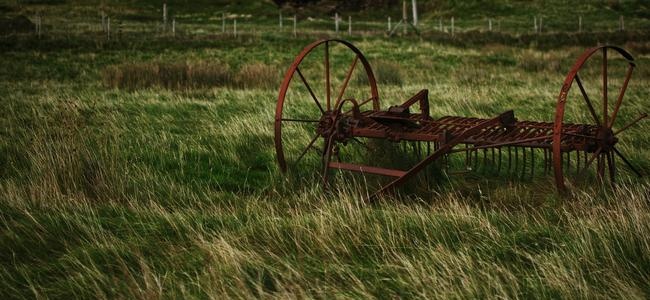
<box><xmin>348</xmin><ymin>16</ymin><xmax>351</xmax><ymax>35</ymax></box>
<box><xmin>293</xmin><ymin>15</ymin><xmax>296</xmax><ymax>37</ymax></box>
<box><xmin>388</xmin><ymin>16</ymin><xmax>391</xmax><ymax>31</ymax></box>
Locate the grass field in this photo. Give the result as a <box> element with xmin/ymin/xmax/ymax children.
<box><xmin>2</xmin><ymin>1</ymin><xmax>650</xmax><ymax>298</ymax></box>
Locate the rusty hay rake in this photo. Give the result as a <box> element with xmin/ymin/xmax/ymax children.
<box><xmin>275</xmin><ymin>39</ymin><xmax>647</xmax><ymax>200</ymax></box>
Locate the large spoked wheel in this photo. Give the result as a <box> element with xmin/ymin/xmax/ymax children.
<box><xmin>553</xmin><ymin>45</ymin><xmax>646</xmax><ymax>192</ymax></box>
<box><xmin>275</xmin><ymin>39</ymin><xmax>380</xmax><ymax>181</ymax></box>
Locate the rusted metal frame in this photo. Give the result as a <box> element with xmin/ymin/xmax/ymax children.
<box><xmin>397</xmin><ymin>89</ymin><xmax>430</xmax><ymax>119</ymax></box>
<box><xmin>447</xmin><ymin>135</ymin><xmax>553</xmax><ymax>154</ymax></box>
<box><xmin>328</xmin><ymin>161</ymin><xmax>406</xmax><ymax>177</ymax></box>
<box><xmin>369</xmin><ymin>111</ymin><xmax>513</xmax><ymax>201</ymax></box>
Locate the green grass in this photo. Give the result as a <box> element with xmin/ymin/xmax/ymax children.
<box><xmin>1</xmin><ymin>1</ymin><xmax>650</xmax><ymax>298</ymax></box>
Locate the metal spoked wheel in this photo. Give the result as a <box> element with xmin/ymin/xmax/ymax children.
<box><xmin>275</xmin><ymin>39</ymin><xmax>380</xmax><ymax>183</ymax></box>
<box><xmin>553</xmin><ymin>45</ymin><xmax>646</xmax><ymax>192</ymax></box>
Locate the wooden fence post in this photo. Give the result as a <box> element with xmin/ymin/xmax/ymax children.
<box><xmin>107</xmin><ymin>16</ymin><xmax>111</xmax><ymax>40</ymax></box>
<box><xmin>293</xmin><ymin>15</ymin><xmax>297</xmax><ymax>37</ymax></box>
<box><xmin>279</xmin><ymin>11</ymin><xmax>283</xmax><ymax>29</ymax></box>
<box><xmin>172</xmin><ymin>18</ymin><xmax>176</xmax><ymax>36</ymax></box>
<box><xmin>233</xmin><ymin>18</ymin><xmax>237</xmax><ymax>37</ymax></box>
<box><xmin>451</xmin><ymin>16</ymin><xmax>454</xmax><ymax>36</ymax></box>
<box><xmin>411</xmin><ymin>0</ymin><xmax>418</xmax><ymax>27</ymax></box>
<box><xmin>348</xmin><ymin>16</ymin><xmax>352</xmax><ymax>35</ymax></box>
<box><xmin>222</xmin><ymin>13</ymin><xmax>225</xmax><ymax>33</ymax></box>
<box><xmin>578</xmin><ymin>16</ymin><xmax>582</xmax><ymax>32</ymax></box>
<box><xmin>335</xmin><ymin>13</ymin><xmax>339</xmax><ymax>34</ymax></box>
<box><xmin>388</xmin><ymin>16</ymin><xmax>391</xmax><ymax>31</ymax></box>
<box><xmin>619</xmin><ymin>16</ymin><xmax>624</xmax><ymax>31</ymax></box>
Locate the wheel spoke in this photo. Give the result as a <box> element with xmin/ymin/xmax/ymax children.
<box><xmin>324</xmin><ymin>41</ymin><xmax>331</xmax><ymax>111</ymax></box>
<box><xmin>608</xmin><ymin>64</ymin><xmax>634</xmax><ymax>128</ymax></box>
<box><xmin>575</xmin><ymin>74</ymin><xmax>601</xmax><ymax>126</ymax></box>
<box><xmin>335</xmin><ymin>55</ymin><xmax>359</xmax><ymax>106</ymax></box>
<box><xmin>614</xmin><ymin>113</ymin><xmax>648</xmax><ymax>135</ymax></box>
<box><xmin>281</xmin><ymin>118</ymin><xmax>320</xmax><ymax>123</ymax></box>
<box><xmin>602</xmin><ymin>48</ymin><xmax>608</xmax><ymax>126</ymax></box>
<box><xmin>613</xmin><ymin>147</ymin><xmax>642</xmax><ymax>177</ymax></box>
<box><xmin>576</xmin><ymin>147</ymin><xmax>603</xmax><ymax>179</ymax></box>
<box><xmin>296</xmin><ymin>67</ymin><xmax>325</xmax><ymax>114</ymax></box>
<box><xmin>294</xmin><ymin>133</ymin><xmax>321</xmax><ymax>167</ymax></box>
<box><xmin>607</xmin><ymin>151</ymin><xmax>616</xmax><ymax>186</ymax></box>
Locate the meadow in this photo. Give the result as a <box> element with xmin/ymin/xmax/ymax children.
<box><xmin>2</xmin><ymin>1</ymin><xmax>650</xmax><ymax>298</ymax></box>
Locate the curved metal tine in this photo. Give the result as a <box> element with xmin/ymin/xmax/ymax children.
<box><xmin>293</xmin><ymin>133</ymin><xmax>321</xmax><ymax>167</ymax></box>
<box><xmin>613</xmin><ymin>147</ymin><xmax>642</xmax><ymax>177</ymax></box>
<box><xmin>575</xmin><ymin>74</ymin><xmax>601</xmax><ymax>126</ymax></box>
<box><xmin>335</xmin><ymin>55</ymin><xmax>359</xmax><ymax>106</ymax></box>
<box><xmin>602</xmin><ymin>48</ymin><xmax>608</xmax><ymax>126</ymax></box>
<box><xmin>607</xmin><ymin>151</ymin><xmax>616</xmax><ymax>186</ymax></box>
<box><xmin>296</xmin><ymin>67</ymin><xmax>325</xmax><ymax>114</ymax></box>
<box><xmin>530</xmin><ymin>148</ymin><xmax>535</xmax><ymax>178</ymax></box>
<box><xmin>577</xmin><ymin>147</ymin><xmax>603</xmax><ymax>179</ymax></box>
<box><xmin>608</xmin><ymin>64</ymin><xmax>634</xmax><ymax>128</ymax></box>
<box><xmin>614</xmin><ymin>113</ymin><xmax>648</xmax><ymax>135</ymax></box>
<box><xmin>325</xmin><ymin>41</ymin><xmax>331</xmax><ymax>111</ymax></box>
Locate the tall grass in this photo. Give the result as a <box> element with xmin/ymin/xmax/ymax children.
<box><xmin>2</xmin><ymin>22</ymin><xmax>650</xmax><ymax>298</ymax></box>
<box><xmin>102</xmin><ymin>61</ymin><xmax>278</xmax><ymax>90</ymax></box>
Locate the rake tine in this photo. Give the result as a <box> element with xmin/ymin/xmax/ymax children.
<box><xmin>530</xmin><ymin>147</ymin><xmax>535</xmax><ymax>178</ymax></box>
<box><xmin>490</xmin><ymin>148</ymin><xmax>496</xmax><ymax>171</ymax></box>
<box><xmin>508</xmin><ymin>146</ymin><xmax>512</xmax><ymax>173</ymax></box>
<box><xmin>465</xmin><ymin>143</ymin><xmax>470</xmax><ymax>170</ymax></box>
<box><xmin>483</xmin><ymin>148</ymin><xmax>487</xmax><ymax>171</ymax></box>
<box><xmin>497</xmin><ymin>147</ymin><xmax>502</xmax><ymax>174</ymax></box>
<box><xmin>514</xmin><ymin>147</ymin><xmax>518</xmax><ymax>174</ymax></box>
<box><xmin>521</xmin><ymin>148</ymin><xmax>526</xmax><ymax>178</ymax></box>
<box><xmin>474</xmin><ymin>148</ymin><xmax>479</xmax><ymax>171</ymax></box>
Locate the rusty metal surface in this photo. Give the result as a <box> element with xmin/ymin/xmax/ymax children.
<box><xmin>275</xmin><ymin>39</ymin><xmax>646</xmax><ymax>199</ymax></box>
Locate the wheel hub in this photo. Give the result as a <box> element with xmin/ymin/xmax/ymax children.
<box><xmin>596</xmin><ymin>127</ymin><xmax>618</xmax><ymax>152</ymax></box>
